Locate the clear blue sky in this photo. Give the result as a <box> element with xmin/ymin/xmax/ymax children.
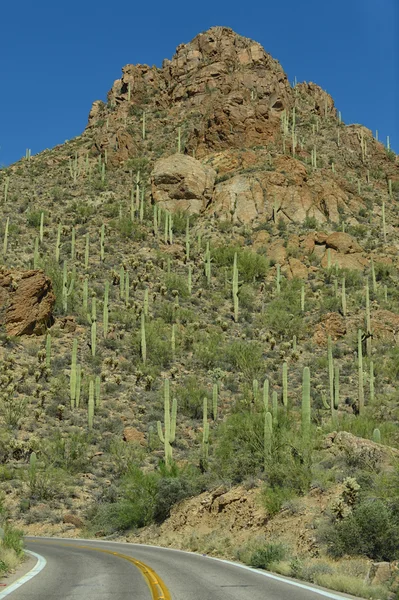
<box><xmin>0</xmin><ymin>0</ymin><xmax>397</xmax><ymax>166</ymax></box>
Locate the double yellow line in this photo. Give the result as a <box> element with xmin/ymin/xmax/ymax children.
<box><xmin>29</xmin><ymin>541</ymin><xmax>171</xmax><ymax>600</ymax></box>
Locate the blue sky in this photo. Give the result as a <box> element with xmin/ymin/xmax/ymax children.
<box><xmin>0</xmin><ymin>0</ymin><xmax>397</xmax><ymax>166</ymax></box>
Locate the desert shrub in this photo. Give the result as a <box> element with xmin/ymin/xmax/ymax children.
<box><xmin>250</xmin><ymin>542</ymin><xmax>287</xmax><ymax>569</ymax></box>
<box><xmin>321</xmin><ymin>499</ymin><xmax>399</xmax><ymax>561</ymax></box>
<box><xmin>2</xmin><ymin>524</ymin><xmax>24</xmax><ymax>557</ymax></box>
<box><xmin>164</xmin><ymin>273</ymin><xmax>189</xmax><ymax>298</ymax></box>
<box><xmin>211</xmin><ymin>246</ymin><xmax>269</xmax><ymax>282</ymax></box>
<box><xmin>193</xmin><ymin>331</ymin><xmax>224</xmax><ymax>370</ymax></box>
<box><xmin>225</xmin><ymin>340</ymin><xmax>264</xmax><ymax>381</ymax></box>
<box><xmin>132</xmin><ymin>318</ymin><xmax>173</xmax><ymax>367</ymax></box>
<box><xmin>44</xmin><ymin>431</ymin><xmax>90</xmax><ymax>474</ymax></box>
<box><xmin>214</xmin><ymin>412</ymin><xmax>263</xmax><ymax>482</ymax></box>
<box><xmin>303</xmin><ymin>216</ymin><xmax>318</xmax><ymax>229</ymax></box>
<box><xmin>153</xmin><ymin>474</ymin><xmax>196</xmax><ymax>523</ymax></box>
<box><xmin>88</xmin><ymin>466</ymin><xmax>158</xmax><ymax>534</ymax></box>
<box><xmin>257</xmin><ymin>279</ymin><xmax>305</xmax><ymax>339</ymax></box>
<box><xmin>262</xmin><ymin>486</ymin><xmax>297</xmax><ymax>516</ymax></box>
<box><xmin>175</xmin><ymin>376</ymin><xmax>209</xmax><ymax>418</ymax></box>
<box><xmin>26</xmin><ymin>210</ymin><xmax>42</xmax><ymax>228</ymax></box>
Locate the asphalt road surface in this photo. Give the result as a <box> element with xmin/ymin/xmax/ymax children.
<box><xmin>6</xmin><ymin>537</ymin><xmax>360</xmax><ymax>600</ymax></box>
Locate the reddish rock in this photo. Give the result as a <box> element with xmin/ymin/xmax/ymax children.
<box><xmin>267</xmin><ymin>240</ymin><xmax>287</xmax><ymax>265</ymax></box>
<box><xmin>313</xmin><ymin>312</ymin><xmax>347</xmax><ymax>345</ymax></box>
<box><xmin>59</xmin><ymin>316</ymin><xmax>77</xmax><ymax>333</ymax></box>
<box><xmin>252</xmin><ymin>230</ymin><xmax>270</xmax><ymax>249</ymax></box>
<box><xmin>282</xmin><ymin>258</ymin><xmax>308</xmax><ymax>280</ymax></box>
<box><xmin>320</xmin><ymin>249</ymin><xmax>367</xmax><ymax>271</ymax></box>
<box><xmin>0</xmin><ymin>269</ymin><xmax>55</xmax><ymax>336</ymax></box>
<box><xmin>123</xmin><ymin>427</ymin><xmax>146</xmax><ymax>446</ymax></box>
<box><xmin>63</xmin><ymin>514</ymin><xmax>84</xmax><ymax>528</ymax></box>
<box><xmin>325</xmin><ymin>232</ymin><xmax>362</xmax><ymax>254</ymax></box>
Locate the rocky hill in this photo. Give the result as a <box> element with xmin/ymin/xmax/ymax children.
<box><xmin>1</xmin><ymin>26</ymin><xmax>399</xmax><ymax>598</ymax></box>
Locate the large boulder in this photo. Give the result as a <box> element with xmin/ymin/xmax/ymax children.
<box><xmin>0</xmin><ymin>269</ymin><xmax>55</xmax><ymax>336</ymax></box>
<box><xmin>151</xmin><ymin>154</ymin><xmax>216</xmax><ymax>215</ymax></box>
<box><xmin>325</xmin><ymin>232</ymin><xmax>363</xmax><ymax>254</ymax></box>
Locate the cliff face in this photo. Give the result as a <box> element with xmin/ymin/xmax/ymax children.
<box><xmin>83</xmin><ymin>26</ymin><xmax>397</xmax><ymax>227</ymax></box>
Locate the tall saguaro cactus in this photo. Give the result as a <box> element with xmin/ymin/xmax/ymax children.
<box><xmin>103</xmin><ymin>281</ymin><xmax>109</xmax><ymax>339</ymax></box>
<box><xmin>141</xmin><ymin>313</ymin><xmax>147</xmax><ymax>364</ymax></box>
<box><xmin>70</xmin><ymin>339</ymin><xmax>78</xmax><ymax>408</ymax></box>
<box><xmin>232</xmin><ymin>252</ymin><xmax>239</xmax><ymax>322</ymax></box>
<box><xmin>202</xmin><ymin>397</ymin><xmax>210</xmax><ymax>466</ymax></box>
<box><xmin>88</xmin><ymin>379</ymin><xmax>94</xmax><ymax>429</ymax></box>
<box><xmin>264</xmin><ymin>411</ymin><xmax>273</xmax><ymax>466</ymax></box>
<box><xmin>282</xmin><ymin>362</ymin><xmax>288</xmax><ymax>408</ymax></box>
<box><xmin>358</xmin><ymin>329</ymin><xmax>364</xmax><ymax>414</ymax></box>
<box><xmin>157</xmin><ymin>379</ymin><xmax>177</xmax><ymax>467</ymax></box>
<box><xmin>301</xmin><ymin>367</ymin><xmax>311</xmax><ymax>439</ymax></box>
<box><xmin>365</xmin><ymin>280</ymin><xmax>372</xmax><ymax>357</ymax></box>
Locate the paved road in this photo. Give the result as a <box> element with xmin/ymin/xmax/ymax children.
<box><xmin>7</xmin><ymin>537</ymin><xmax>359</xmax><ymax>600</ymax></box>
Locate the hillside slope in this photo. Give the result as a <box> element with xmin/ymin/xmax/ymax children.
<box><xmin>1</xmin><ymin>26</ymin><xmax>399</xmax><ymax>598</ymax></box>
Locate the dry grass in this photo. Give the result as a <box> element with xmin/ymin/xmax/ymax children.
<box><xmin>313</xmin><ymin>573</ymin><xmax>389</xmax><ymax>600</ymax></box>
<box><xmin>0</xmin><ymin>546</ymin><xmax>22</xmax><ymax>574</ymax></box>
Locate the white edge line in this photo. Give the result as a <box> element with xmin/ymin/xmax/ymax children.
<box><xmin>24</xmin><ymin>537</ymin><xmax>356</xmax><ymax>600</ymax></box>
<box><xmin>0</xmin><ymin>550</ymin><xmax>47</xmax><ymax>599</ymax></box>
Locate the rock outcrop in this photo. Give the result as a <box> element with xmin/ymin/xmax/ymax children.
<box><xmin>0</xmin><ymin>269</ymin><xmax>55</xmax><ymax>336</ymax></box>
<box><xmin>151</xmin><ymin>154</ymin><xmax>216</xmax><ymax>214</ymax></box>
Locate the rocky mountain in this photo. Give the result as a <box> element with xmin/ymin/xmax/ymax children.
<box><xmin>1</xmin><ymin>26</ymin><xmax>399</xmax><ymax>597</ymax></box>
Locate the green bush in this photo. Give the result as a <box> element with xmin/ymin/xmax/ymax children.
<box><xmin>225</xmin><ymin>340</ymin><xmax>264</xmax><ymax>381</ymax></box>
<box><xmin>322</xmin><ymin>499</ymin><xmax>399</xmax><ymax>561</ymax></box>
<box><xmin>211</xmin><ymin>246</ymin><xmax>269</xmax><ymax>283</ymax></box>
<box><xmin>26</xmin><ymin>210</ymin><xmax>43</xmax><ymax>228</ymax></box>
<box><xmin>176</xmin><ymin>377</ymin><xmax>209</xmax><ymax>419</ymax></box>
<box><xmin>257</xmin><ymin>279</ymin><xmax>305</xmax><ymax>339</ymax></box>
<box><xmin>262</xmin><ymin>486</ymin><xmax>297</xmax><ymax>516</ymax></box>
<box><xmin>164</xmin><ymin>273</ymin><xmax>189</xmax><ymax>298</ymax></box>
<box><xmin>194</xmin><ymin>331</ymin><xmax>224</xmax><ymax>370</ymax></box>
<box><xmin>132</xmin><ymin>318</ymin><xmax>173</xmax><ymax>368</ymax></box>
<box><xmin>214</xmin><ymin>412</ymin><xmax>263</xmax><ymax>482</ymax></box>
<box><xmin>2</xmin><ymin>525</ymin><xmax>24</xmax><ymax>557</ymax></box>
<box><xmin>250</xmin><ymin>542</ymin><xmax>286</xmax><ymax>569</ymax></box>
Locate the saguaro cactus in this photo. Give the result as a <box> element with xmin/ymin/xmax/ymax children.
<box><xmin>365</xmin><ymin>280</ymin><xmax>372</xmax><ymax>357</ymax></box>
<box><xmin>84</xmin><ymin>233</ymin><xmax>90</xmax><ymax>268</ymax></box>
<box><xmin>70</xmin><ymin>339</ymin><xmax>78</xmax><ymax>408</ymax></box>
<box><xmin>272</xmin><ymin>390</ymin><xmax>278</xmax><ymax>425</ymax></box>
<box><xmin>301</xmin><ymin>367</ymin><xmax>311</xmax><ymax>439</ymax></box>
<box><xmin>88</xmin><ymin>380</ymin><xmax>94</xmax><ymax>429</ymax></box>
<box><xmin>141</xmin><ymin>313</ymin><xmax>146</xmax><ymax>364</ymax></box>
<box><xmin>358</xmin><ymin>329</ymin><xmax>364</xmax><ymax>414</ymax></box>
<box><xmin>55</xmin><ymin>223</ymin><xmax>61</xmax><ymax>263</ymax></box>
<box><xmin>232</xmin><ymin>252</ymin><xmax>239</xmax><ymax>322</ymax></box>
<box><xmin>263</xmin><ymin>379</ymin><xmax>269</xmax><ymax>411</ymax></box>
<box><xmin>202</xmin><ymin>397</ymin><xmax>210</xmax><ymax>465</ymax></box>
<box><xmin>264</xmin><ymin>411</ymin><xmax>273</xmax><ymax>465</ymax></box>
<box><xmin>212</xmin><ymin>383</ymin><xmax>218</xmax><ymax>420</ymax></box>
<box><xmin>282</xmin><ymin>362</ymin><xmax>288</xmax><ymax>408</ymax></box>
<box><xmin>103</xmin><ymin>281</ymin><xmax>109</xmax><ymax>339</ymax></box>
<box><xmin>2</xmin><ymin>217</ymin><xmax>9</xmax><ymax>257</ymax></box>
<box><xmin>327</xmin><ymin>335</ymin><xmax>334</xmax><ymax>411</ymax></box>
<box><xmin>157</xmin><ymin>379</ymin><xmax>177</xmax><ymax>467</ymax></box>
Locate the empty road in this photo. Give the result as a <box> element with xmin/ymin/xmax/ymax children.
<box><xmin>3</xmin><ymin>537</ymin><xmax>359</xmax><ymax>599</ymax></box>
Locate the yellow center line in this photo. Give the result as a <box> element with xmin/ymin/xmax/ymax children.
<box><xmin>29</xmin><ymin>540</ymin><xmax>171</xmax><ymax>600</ymax></box>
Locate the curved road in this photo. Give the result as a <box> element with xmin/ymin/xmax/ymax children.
<box><xmin>5</xmin><ymin>537</ymin><xmax>359</xmax><ymax>599</ymax></box>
